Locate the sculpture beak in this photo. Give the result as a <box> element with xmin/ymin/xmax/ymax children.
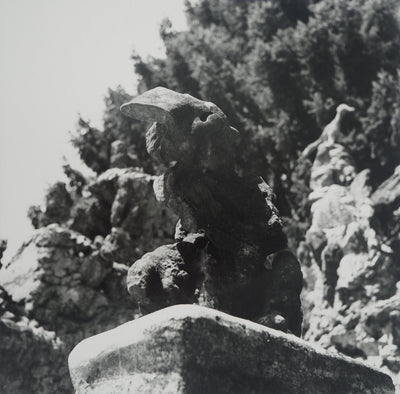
<box><xmin>120</xmin><ymin>87</ymin><xmax>191</xmax><ymax>129</ymax></box>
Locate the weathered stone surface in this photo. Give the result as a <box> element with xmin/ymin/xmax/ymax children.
<box><xmin>0</xmin><ymin>286</ymin><xmax>71</xmax><ymax>393</ymax></box>
<box><xmin>310</xmin><ymin>142</ymin><xmax>356</xmax><ymax>190</ymax></box>
<box><xmin>302</xmin><ymin>103</ymin><xmax>355</xmax><ymax>160</ymax></box>
<box><xmin>69</xmin><ymin>305</ymin><xmax>394</xmax><ymax>394</ymax></box>
<box><xmin>350</xmin><ymin>169</ymin><xmax>372</xmax><ymax>202</ymax></box>
<box><xmin>299</xmin><ymin>137</ymin><xmax>400</xmax><ymax>389</ymax></box>
<box><xmin>121</xmin><ymin>88</ymin><xmax>287</xmax><ymax>259</ymax></box>
<box><xmin>127</xmin><ymin>236</ymin><xmax>302</xmax><ymax>335</ymax></box>
<box><xmin>28</xmin><ymin>167</ymin><xmax>177</xmax><ymax>254</ymax></box>
<box><xmin>2</xmin><ymin>163</ymin><xmax>177</xmax><ymax>391</ymax></box>
<box><xmin>89</xmin><ymin>168</ymin><xmax>177</xmax><ymax>257</ymax></box>
<box><xmin>311</xmin><ymin>184</ymin><xmax>357</xmax><ymax>229</ymax></box>
<box><xmin>0</xmin><ymin>225</ymin><xmax>142</xmax><ymax>393</ymax></box>
<box><xmin>121</xmin><ymin>87</ymin><xmax>302</xmax><ymax>336</ymax></box>
<box><xmin>0</xmin><ymin>225</ymin><xmax>139</xmax><ymax>346</ymax></box>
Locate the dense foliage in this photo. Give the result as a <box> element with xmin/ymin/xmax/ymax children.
<box><xmin>30</xmin><ymin>0</ymin><xmax>400</xmax><ymax>249</ymax></box>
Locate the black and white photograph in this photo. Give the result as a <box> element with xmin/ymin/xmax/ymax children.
<box><xmin>0</xmin><ymin>0</ymin><xmax>399</xmax><ymax>392</ymax></box>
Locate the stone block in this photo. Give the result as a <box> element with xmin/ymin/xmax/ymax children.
<box><xmin>69</xmin><ymin>305</ymin><xmax>394</xmax><ymax>394</ymax></box>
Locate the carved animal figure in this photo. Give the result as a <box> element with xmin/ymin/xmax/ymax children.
<box><xmin>121</xmin><ymin>87</ymin><xmax>303</xmax><ymax>336</ymax></box>
<box><xmin>302</xmin><ymin>104</ymin><xmax>355</xmax><ymax>158</ymax></box>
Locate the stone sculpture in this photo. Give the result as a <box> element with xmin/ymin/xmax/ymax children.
<box><xmin>120</xmin><ymin>87</ymin><xmax>303</xmax><ymax>336</ymax></box>
<box><xmin>302</xmin><ymin>103</ymin><xmax>355</xmax><ymax>158</ymax></box>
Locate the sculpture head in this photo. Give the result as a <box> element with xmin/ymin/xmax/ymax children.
<box><xmin>120</xmin><ymin>87</ymin><xmax>239</xmax><ymax>169</ymax></box>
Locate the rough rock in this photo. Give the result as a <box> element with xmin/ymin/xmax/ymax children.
<box><xmin>29</xmin><ymin>167</ymin><xmax>177</xmax><ymax>254</ymax></box>
<box><xmin>88</xmin><ymin>168</ymin><xmax>177</xmax><ymax>257</ymax></box>
<box><xmin>0</xmin><ymin>286</ymin><xmax>70</xmax><ymax>393</ymax></box>
<box><xmin>2</xmin><ymin>160</ymin><xmax>177</xmax><ymax>391</ymax></box>
<box><xmin>299</xmin><ymin>141</ymin><xmax>400</xmax><ymax>389</ymax></box>
<box><xmin>310</xmin><ymin>142</ymin><xmax>356</xmax><ymax>190</ymax></box>
<box><xmin>121</xmin><ymin>87</ymin><xmax>303</xmax><ymax>336</ymax></box>
<box><xmin>127</xmin><ymin>236</ymin><xmax>302</xmax><ymax>335</ymax></box>
<box><xmin>0</xmin><ymin>225</ymin><xmax>143</xmax><ymax>393</ymax></box>
<box><xmin>310</xmin><ymin>184</ymin><xmax>357</xmax><ymax>229</ymax></box>
<box><xmin>68</xmin><ymin>304</ymin><xmax>394</xmax><ymax>394</ymax></box>
<box><xmin>0</xmin><ymin>225</ymin><xmax>139</xmax><ymax>346</ymax></box>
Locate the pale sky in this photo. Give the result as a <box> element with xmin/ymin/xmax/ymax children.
<box><xmin>0</xmin><ymin>0</ymin><xmax>187</xmax><ymax>260</ymax></box>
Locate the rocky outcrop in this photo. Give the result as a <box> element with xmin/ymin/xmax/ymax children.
<box><xmin>0</xmin><ymin>167</ymin><xmax>177</xmax><ymax>392</ymax></box>
<box><xmin>29</xmin><ymin>167</ymin><xmax>177</xmax><ymax>252</ymax></box>
<box><xmin>69</xmin><ymin>305</ymin><xmax>394</xmax><ymax>394</ymax></box>
<box><xmin>0</xmin><ymin>225</ymin><xmax>139</xmax><ymax>347</ymax></box>
<box><xmin>299</xmin><ymin>141</ymin><xmax>400</xmax><ymax>389</ymax></box>
<box><xmin>0</xmin><ymin>224</ymin><xmax>142</xmax><ymax>393</ymax></box>
<box><xmin>0</xmin><ymin>286</ymin><xmax>70</xmax><ymax>393</ymax></box>
<box><xmin>87</xmin><ymin>168</ymin><xmax>176</xmax><ymax>258</ymax></box>
<box><xmin>121</xmin><ymin>87</ymin><xmax>303</xmax><ymax>336</ymax></box>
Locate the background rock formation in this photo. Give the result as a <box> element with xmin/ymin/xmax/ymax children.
<box><xmin>299</xmin><ymin>141</ymin><xmax>400</xmax><ymax>390</ymax></box>
<box><xmin>0</xmin><ymin>286</ymin><xmax>70</xmax><ymax>393</ymax></box>
<box><xmin>0</xmin><ymin>168</ymin><xmax>177</xmax><ymax>392</ymax></box>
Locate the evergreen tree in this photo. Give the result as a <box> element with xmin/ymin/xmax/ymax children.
<box><xmin>31</xmin><ymin>0</ymin><xmax>400</xmax><ymax>249</ymax></box>
<box><xmin>133</xmin><ymin>0</ymin><xmax>400</xmax><ymax>228</ymax></box>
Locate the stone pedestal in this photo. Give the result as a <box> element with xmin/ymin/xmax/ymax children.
<box><xmin>69</xmin><ymin>305</ymin><xmax>394</xmax><ymax>394</ymax></box>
